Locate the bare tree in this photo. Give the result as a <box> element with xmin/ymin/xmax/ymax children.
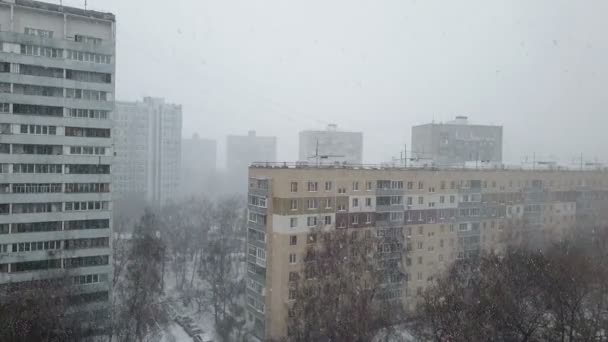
<box><xmin>112</xmin><ymin>210</ymin><xmax>168</xmax><ymax>342</ymax></box>
<box><xmin>0</xmin><ymin>275</ymin><xmax>93</xmax><ymax>342</ymax></box>
<box><xmin>414</xmin><ymin>240</ymin><xmax>608</xmax><ymax>342</ymax></box>
<box><xmin>287</xmin><ymin>227</ymin><xmax>406</xmax><ymax>342</ymax></box>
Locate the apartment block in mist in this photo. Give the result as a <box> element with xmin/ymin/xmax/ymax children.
<box><xmin>299</xmin><ymin>124</ymin><xmax>363</xmax><ymax>164</ymax></box>
<box><xmin>226</xmin><ymin>130</ymin><xmax>276</xmax><ymax>192</ymax></box>
<box><xmin>113</xmin><ymin>97</ymin><xmax>182</xmax><ymax>208</ymax></box>
<box><xmin>246</xmin><ymin>165</ymin><xmax>608</xmax><ymax>340</ymax></box>
<box><xmin>181</xmin><ymin>133</ymin><xmax>216</xmax><ymax>198</ymax></box>
<box><xmin>411</xmin><ymin>116</ymin><xmax>503</xmax><ymax>166</ymax></box>
<box><xmin>0</xmin><ymin>0</ymin><xmax>115</xmax><ymax>329</ymax></box>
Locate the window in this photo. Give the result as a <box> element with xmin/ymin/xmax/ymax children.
<box><xmin>418</xmin><ymin>181</ymin><xmax>423</xmax><ymax>190</ymax></box>
<box><xmin>365</xmin><ymin>198</ymin><xmax>372</xmax><ymax>207</ymax></box>
<box><xmin>289</xmin><ymin>253</ymin><xmax>297</xmax><ymax>264</ymax></box>
<box><xmin>74</xmin><ymin>34</ymin><xmax>103</xmax><ymax>45</ymax></box>
<box><xmin>337</xmin><ymin>203</ymin><xmax>346</xmax><ymax>211</ymax></box>
<box><xmin>392</xmin><ymin>181</ymin><xmax>404</xmax><ymax>189</ymax></box>
<box><xmin>365</xmin><ymin>213</ymin><xmax>372</xmax><ymax>223</ymax></box>
<box><xmin>324</xmin><ymin>215</ymin><xmax>332</xmax><ymax>225</ymax></box>
<box><xmin>307</xmin><ymin>233</ymin><xmax>317</xmax><ymax>244</ymax></box>
<box><xmin>67</xmin><ymin>108</ymin><xmax>109</xmax><ymax>120</ymax></box>
<box><xmin>289</xmin><ymin>236</ymin><xmax>297</xmax><ymax>245</ymax></box>
<box><xmin>390</xmin><ymin>212</ymin><xmax>403</xmax><ymax>221</ymax></box>
<box><xmin>450</xmin><ymin>195</ymin><xmax>455</xmax><ymax>203</ymax></box>
<box><xmin>307</xmin><ymin>216</ymin><xmax>318</xmax><ymax>227</ymax></box>
<box><xmin>325</xmin><ymin>181</ymin><xmax>332</xmax><ymax>191</ymax></box>
<box><xmin>440</xmin><ymin>181</ymin><xmax>446</xmax><ymax>190</ymax></box>
<box><xmin>407</xmin><ymin>181</ymin><xmax>413</xmax><ymax>190</ymax></box>
<box><xmin>440</xmin><ymin>239</ymin><xmax>444</xmax><ymax>248</ymax></box>
<box><xmin>439</xmin><ymin>196</ymin><xmax>445</xmax><ymax>204</ymax></box>
<box><xmin>65</xmin><ymin>127</ymin><xmax>110</xmax><ymax>138</ymax></box>
<box><xmin>290</xmin><ymin>199</ymin><xmax>297</xmax><ymax>210</ymax></box>
<box><xmin>307</xmin><ymin>181</ymin><xmax>318</xmax><ymax>192</ymax></box>
<box><xmin>325</xmin><ymin>198</ymin><xmax>332</xmax><ymax>208</ymax></box>
<box><xmin>418</xmin><ymin>226</ymin><xmax>424</xmax><ymax>235</ymax></box>
<box><xmin>352</xmin><ymin>198</ymin><xmax>359</xmax><ymax>208</ymax></box>
<box><xmin>0</xmin><ymin>103</ymin><xmax>9</xmax><ymax>113</ymax></box>
<box><xmin>67</xmin><ymin>50</ymin><xmax>111</xmax><ymax>64</ymax></box>
<box><xmin>459</xmin><ymin>223</ymin><xmax>468</xmax><ymax>231</ymax></box>
<box><xmin>307</xmin><ymin>199</ymin><xmax>318</xmax><ymax>210</ymax></box>
<box><xmin>351</xmin><ymin>215</ymin><xmax>359</xmax><ymax>225</ymax></box>
<box><xmin>352</xmin><ymin>181</ymin><xmax>359</xmax><ymax>191</ymax></box>
<box><xmin>418</xmin><ymin>196</ymin><xmax>424</xmax><ymax>205</ymax></box>
<box><xmin>290</xmin><ymin>182</ymin><xmax>298</xmax><ymax>192</ymax></box>
<box><xmin>428</xmin><ymin>187</ymin><xmax>435</xmax><ymax>193</ymax></box>
<box><xmin>428</xmin><ymin>202</ymin><xmax>435</xmax><ymax>208</ymax></box>
<box><xmin>407</xmin><ymin>197</ymin><xmax>413</xmax><ymax>206</ymax></box>
<box><xmin>24</xmin><ymin>27</ymin><xmax>53</xmax><ymax>38</ymax></box>
<box><xmin>366</xmin><ymin>181</ymin><xmax>372</xmax><ymax>191</ymax></box>
<box><xmin>290</xmin><ymin>217</ymin><xmax>297</xmax><ymax>228</ymax></box>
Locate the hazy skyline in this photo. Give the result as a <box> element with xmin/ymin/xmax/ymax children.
<box><xmin>61</xmin><ymin>0</ymin><xmax>607</xmax><ymax>167</ymax></box>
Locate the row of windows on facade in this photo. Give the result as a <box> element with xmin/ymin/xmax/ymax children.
<box><xmin>0</xmin><ymin>255</ymin><xmax>109</xmax><ymax>273</ymax></box>
<box><xmin>18</xmin><ymin>43</ymin><xmax>111</xmax><ymax>64</ymax></box>
<box><xmin>0</xmin><ymin>183</ymin><xmax>110</xmax><ymax>194</ymax></box>
<box><xmin>0</xmin><ymin>163</ymin><xmax>110</xmax><ymax>174</ymax></box>
<box><xmin>286</xmin><ymin>178</ymin><xmax>602</xmax><ymax>194</ymax></box>
<box><xmin>0</xmin><ymin>201</ymin><xmax>109</xmax><ymax>215</ymax></box>
<box><xmin>0</xmin><ymin>103</ymin><xmax>109</xmax><ymax>119</ymax></box>
<box><xmin>0</xmin><ymin>124</ymin><xmax>110</xmax><ymax>137</ymax></box>
<box><xmin>0</xmin><ymin>144</ymin><xmax>110</xmax><ymax>155</ymax></box>
<box><xmin>0</xmin><ymin>219</ymin><xmax>110</xmax><ymax>235</ymax></box>
<box><xmin>23</xmin><ymin>27</ymin><xmax>104</xmax><ymax>45</ymax></box>
<box><xmin>1</xmin><ymin>61</ymin><xmax>111</xmax><ymax>83</ymax></box>
<box><xmin>0</xmin><ymin>82</ymin><xmax>110</xmax><ymax>101</ymax></box>
<box><xmin>0</xmin><ymin>237</ymin><xmax>109</xmax><ymax>254</ymax></box>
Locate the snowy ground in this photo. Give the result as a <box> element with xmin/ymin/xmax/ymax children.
<box><xmin>160</xmin><ymin>324</ymin><xmax>192</xmax><ymax>342</ymax></box>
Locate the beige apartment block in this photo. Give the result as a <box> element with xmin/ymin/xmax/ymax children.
<box><xmin>245</xmin><ymin>164</ymin><xmax>608</xmax><ymax>341</ymax></box>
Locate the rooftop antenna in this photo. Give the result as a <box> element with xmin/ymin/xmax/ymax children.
<box><xmin>307</xmin><ymin>139</ymin><xmax>345</xmax><ymax>166</ymax></box>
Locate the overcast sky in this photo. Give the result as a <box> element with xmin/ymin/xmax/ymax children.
<box><xmin>61</xmin><ymin>0</ymin><xmax>607</xmax><ymax>167</ymax></box>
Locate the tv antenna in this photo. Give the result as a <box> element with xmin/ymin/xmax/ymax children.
<box><xmin>307</xmin><ymin>139</ymin><xmax>345</xmax><ymax>166</ymax></box>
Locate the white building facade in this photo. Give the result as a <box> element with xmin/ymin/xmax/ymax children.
<box><xmin>113</xmin><ymin>97</ymin><xmax>182</xmax><ymax>207</ymax></box>
<box><xmin>0</xmin><ymin>0</ymin><xmax>115</xmax><ymax>326</ymax></box>
<box><xmin>299</xmin><ymin>124</ymin><xmax>363</xmax><ymax>164</ymax></box>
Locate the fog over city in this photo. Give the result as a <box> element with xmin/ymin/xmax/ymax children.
<box><xmin>63</xmin><ymin>0</ymin><xmax>608</xmax><ymax>165</ymax></box>
<box><xmin>2</xmin><ymin>1</ymin><xmax>608</xmax><ymax>341</ymax></box>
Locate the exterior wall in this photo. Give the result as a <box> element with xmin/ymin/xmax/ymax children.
<box><xmin>113</xmin><ymin>97</ymin><xmax>182</xmax><ymax>207</ymax></box>
<box><xmin>246</xmin><ymin>166</ymin><xmax>608</xmax><ymax>341</ymax></box>
<box><xmin>412</xmin><ymin>122</ymin><xmax>503</xmax><ymax>166</ymax></box>
<box><xmin>0</xmin><ymin>0</ymin><xmax>115</xmax><ymax>325</ymax></box>
<box><xmin>180</xmin><ymin>134</ymin><xmax>216</xmax><ymax>198</ymax></box>
<box><xmin>298</xmin><ymin>129</ymin><xmax>363</xmax><ymax>164</ymax></box>
<box><xmin>226</xmin><ymin>131</ymin><xmax>276</xmax><ymax>193</ymax></box>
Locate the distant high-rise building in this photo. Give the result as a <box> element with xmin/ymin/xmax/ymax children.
<box><xmin>411</xmin><ymin>116</ymin><xmax>503</xmax><ymax>166</ymax></box>
<box><xmin>0</xmin><ymin>0</ymin><xmax>115</xmax><ymax>329</ymax></box>
<box><xmin>114</xmin><ymin>97</ymin><xmax>182</xmax><ymax>207</ymax></box>
<box><xmin>181</xmin><ymin>133</ymin><xmax>217</xmax><ymax>198</ymax></box>
<box><xmin>299</xmin><ymin>124</ymin><xmax>363</xmax><ymax>164</ymax></box>
<box><xmin>226</xmin><ymin>130</ymin><xmax>276</xmax><ymax>191</ymax></box>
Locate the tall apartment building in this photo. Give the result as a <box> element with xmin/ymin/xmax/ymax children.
<box><xmin>299</xmin><ymin>124</ymin><xmax>363</xmax><ymax>164</ymax></box>
<box><xmin>180</xmin><ymin>133</ymin><xmax>216</xmax><ymax>198</ymax></box>
<box><xmin>0</xmin><ymin>0</ymin><xmax>115</xmax><ymax>328</ymax></box>
<box><xmin>226</xmin><ymin>130</ymin><xmax>276</xmax><ymax>193</ymax></box>
<box><xmin>113</xmin><ymin>97</ymin><xmax>182</xmax><ymax>207</ymax></box>
<box><xmin>246</xmin><ymin>164</ymin><xmax>608</xmax><ymax>340</ymax></box>
<box><xmin>411</xmin><ymin>116</ymin><xmax>503</xmax><ymax>166</ymax></box>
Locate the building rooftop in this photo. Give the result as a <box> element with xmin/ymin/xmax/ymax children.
<box><xmin>249</xmin><ymin>161</ymin><xmax>606</xmax><ymax>173</ymax></box>
<box><xmin>1</xmin><ymin>0</ymin><xmax>116</xmax><ymax>22</ymax></box>
<box><xmin>413</xmin><ymin>116</ymin><xmax>502</xmax><ymax>128</ymax></box>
